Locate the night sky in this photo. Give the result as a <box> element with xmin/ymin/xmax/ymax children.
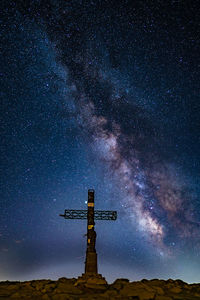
<box><xmin>1</xmin><ymin>0</ymin><xmax>200</xmax><ymax>283</ymax></box>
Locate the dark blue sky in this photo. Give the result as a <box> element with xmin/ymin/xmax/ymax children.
<box><xmin>0</xmin><ymin>0</ymin><xmax>200</xmax><ymax>283</ymax></box>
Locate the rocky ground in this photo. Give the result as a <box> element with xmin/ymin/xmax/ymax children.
<box><xmin>0</xmin><ymin>277</ymin><xmax>200</xmax><ymax>299</ymax></box>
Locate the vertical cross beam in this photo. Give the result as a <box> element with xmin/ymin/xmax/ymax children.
<box><xmin>85</xmin><ymin>189</ymin><xmax>98</xmax><ymax>275</ymax></box>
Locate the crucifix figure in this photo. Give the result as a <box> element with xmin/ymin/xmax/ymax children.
<box><xmin>59</xmin><ymin>189</ymin><xmax>117</xmax><ymax>284</ymax></box>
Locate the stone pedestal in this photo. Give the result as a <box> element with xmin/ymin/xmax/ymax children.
<box><xmin>75</xmin><ymin>273</ymin><xmax>108</xmax><ymax>286</ymax></box>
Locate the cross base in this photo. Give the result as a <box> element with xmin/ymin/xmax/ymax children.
<box><xmin>75</xmin><ymin>273</ymin><xmax>108</xmax><ymax>287</ymax></box>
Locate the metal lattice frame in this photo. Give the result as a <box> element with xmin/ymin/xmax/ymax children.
<box><xmin>60</xmin><ymin>209</ymin><xmax>117</xmax><ymax>220</ymax></box>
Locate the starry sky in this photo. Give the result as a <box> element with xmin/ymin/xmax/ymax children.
<box><xmin>0</xmin><ymin>0</ymin><xmax>200</xmax><ymax>283</ymax></box>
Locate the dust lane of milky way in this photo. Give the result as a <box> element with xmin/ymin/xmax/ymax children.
<box><xmin>14</xmin><ymin>0</ymin><xmax>200</xmax><ymax>250</ymax></box>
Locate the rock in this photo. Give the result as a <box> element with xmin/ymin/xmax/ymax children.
<box><xmin>18</xmin><ymin>286</ymin><xmax>37</xmax><ymax>298</ymax></box>
<box><xmin>58</xmin><ymin>277</ymin><xmax>69</xmax><ymax>283</ymax></box>
<box><xmin>110</xmin><ymin>278</ymin><xmax>129</xmax><ymax>290</ymax></box>
<box><xmin>53</xmin><ymin>282</ymin><xmax>82</xmax><ymax>295</ymax></box>
<box><xmin>137</xmin><ymin>291</ymin><xmax>156</xmax><ymax>300</ymax></box>
<box><xmin>112</xmin><ymin>278</ymin><xmax>129</xmax><ymax>284</ymax></box>
<box><xmin>169</xmin><ymin>286</ymin><xmax>182</xmax><ymax>293</ymax></box>
<box><xmin>175</xmin><ymin>279</ymin><xmax>187</xmax><ymax>286</ymax></box>
<box><xmin>43</xmin><ymin>282</ymin><xmax>57</xmax><ymax>293</ymax></box>
<box><xmin>86</xmin><ymin>277</ymin><xmax>108</xmax><ymax>285</ymax></box>
<box><xmin>141</xmin><ymin>279</ymin><xmax>149</xmax><ymax>283</ymax></box>
<box><xmin>167</xmin><ymin>279</ymin><xmax>174</xmax><ymax>283</ymax></box>
<box><xmin>41</xmin><ymin>295</ymin><xmax>51</xmax><ymax>300</ymax></box>
<box><xmin>119</xmin><ymin>286</ymin><xmax>155</xmax><ymax>299</ymax></box>
<box><xmin>0</xmin><ymin>288</ymin><xmax>16</xmax><ymax>297</ymax></box>
<box><xmin>138</xmin><ymin>291</ymin><xmax>156</xmax><ymax>300</ymax></box>
<box><xmin>58</xmin><ymin>277</ymin><xmax>76</xmax><ymax>284</ymax></box>
<box><xmin>79</xmin><ymin>296</ymin><xmax>108</xmax><ymax>300</ymax></box>
<box><xmin>52</xmin><ymin>294</ymin><xmax>73</xmax><ymax>300</ymax></box>
<box><xmin>103</xmin><ymin>288</ymin><xmax>119</xmax><ymax>297</ymax></box>
<box><xmin>85</xmin><ymin>282</ymin><xmax>107</xmax><ymax>290</ymax></box>
<box><xmin>34</xmin><ymin>281</ymin><xmax>47</xmax><ymax>291</ymax></box>
<box><xmin>10</xmin><ymin>292</ymin><xmax>21</xmax><ymax>298</ymax></box>
<box><xmin>0</xmin><ymin>277</ymin><xmax>200</xmax><ymax>299</ymax></box>
<box><xmin>155</xmin><ymin>296</ymin><xmax>173</xmax><ymax>300</ymax></box>
<box><xmin>142</xmin><ymin>284</ymin><xmax>155</xmax><ymax>292</ymax></box>
<box><xmin>153</xmin><ymin>286</ymin><xmax>165</xmax><ymax>295</ymax></box>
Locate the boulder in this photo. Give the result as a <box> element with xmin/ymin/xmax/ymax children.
<box><xmin>53</xmin><ymin>282</ymin><xmax>83</xmax><ymax>295</ymax></box>
<box><xmin>119</xmin><ymin>286</ymin><xmax>155</xmax><ymax>299</ymax></box>
<box><xmin>103</xmin><ymin>288</ymin><xmax>119</xmax><ymax>297</ymax></box>
<box><xmin>153</xmin><ymin>286</ymin><xmax>165</xmax><ymax>295</ymax></box>
<box><xmin>33</xmin><ymin>280</ymin><xmax>48</xmax><ymax>291</ymax></box>
<box><xmin>43</xmin><ymin>282</ymin><xmax>57</xmax><ymax>293</ymax></box>
<box><xmin>58</xmin><ymin>277</ymin><xmax>76</xmax><ymax>284</ymax></box>
<box><xmin>110</xmin><ymin>278</ymin><xmax>130</xmax><ymax>290</ymax></box>
<box><xmin>169</xmin><ymin>286</ymin><xmax>182</xmax><ymax>294</ymax></box>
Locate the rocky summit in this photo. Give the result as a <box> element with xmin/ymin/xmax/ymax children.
<box><xmin>0</xmin><ymin>277</ymin><xmax>200</xmax><ymax>299</ymax></box>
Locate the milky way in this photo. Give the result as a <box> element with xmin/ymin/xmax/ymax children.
<box><xmin>66</xmin><ymin>65</ymin><xmax>199</xmax><ymax>254</ymax></box>
<box><xmin>1</xmin><ymin>0</ymin><xmax>200</xmax><ymax>283</ymax></box>
<box><xmin>31</xmin><ymin>0</ymin><xmax>200</xmax><ymax>252</ymax></box>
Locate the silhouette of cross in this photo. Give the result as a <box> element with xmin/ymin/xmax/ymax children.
<box><xmin>59</xmin><ymin>189</ymin><xmax>117</xmax><ymax>276</ymax></box>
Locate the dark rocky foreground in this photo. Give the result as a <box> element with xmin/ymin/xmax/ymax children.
<box><xmin>0</xmin><ymin>277</ymin><xmax>200</xmax><ymax>300</ymax></box>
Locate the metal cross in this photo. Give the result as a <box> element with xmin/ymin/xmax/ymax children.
<box><xmin>59</xmin><ymin>189</ymin><xmax>117</xmax><ymax>276</ymax></box>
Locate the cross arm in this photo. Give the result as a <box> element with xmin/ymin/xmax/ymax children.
<box><xmin>94</xmin><ymin>210</ymin><xmax>117</xmax><ymax>220</ymax></box>
<box><xmin>59</xmin><ymin>209</ymin><xmax>117</xmax><ymax>220</ymax></box>
<box><xmin>59</xmin><ymin>210</ymin><xmax>87</xmax><ymax>219</ymax></box>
